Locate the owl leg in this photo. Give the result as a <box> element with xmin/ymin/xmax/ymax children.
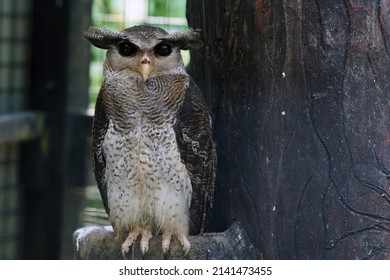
<box><xmin>140</xmin><ymin>228</ymin><xmax>153</xmax><ymax>255</ymax></box>
<box><xmin>121</xmin><ymin>227</ymin><xmax>142</xmax><ymax>259</ymax></box>
<box><xmin>162</xmin><ymin>230</ymin><xmax>173</xmax><ymax>256</ymax></box>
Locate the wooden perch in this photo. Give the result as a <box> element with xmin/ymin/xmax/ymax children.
<box><xmin>73</xmin><ymin>222</ymin><xmax>259</xmax><ymax>260</ymax></box>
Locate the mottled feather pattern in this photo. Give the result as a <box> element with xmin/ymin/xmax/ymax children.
<box><xmin>92</xmin><ymin>87</ymin><xmax>110</xmax><ymax>214</ymax></box>
<box><xmin>98</xmin><ymin>73</ymin><xmax>192</xmax><ymax>237</ymax></box>
<box><xmin>174</xmin><ymin>78</ymin><xmax>216</xmax><ymax>234</ymax></box>
<box><xmin>101</xmin><ymin>73</ymin><xmax>189</xmax><ymax>129</ymax></box>
<box><xmin>84</xmin><ymin>26</ymin><xmax>122</xmax><ymax>40</ymax></box>
<box><xmin>83</xmin><ymin>26</ymin><xmax>125</xmax><ymax>49</ymax></box>
<box><xmin>161</xmin><ymin>29</ymin><xmax>204</xmax><ymax>50</ymax></box>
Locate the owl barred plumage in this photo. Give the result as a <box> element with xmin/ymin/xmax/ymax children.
<box><xmin>84</xmin><ymin>25</ymin><xmax>216</xmax><ymax>257</ymax></box>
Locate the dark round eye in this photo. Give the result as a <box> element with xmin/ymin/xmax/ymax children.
<box><xmin>154</xmin><ymin>43</ymin><xmax>172</xmax><ymax>56</ymax></box>
<box><xmin>118</xmin><ymin>42</ymin><xmax>138</xmax><ymax>57</ymax></box>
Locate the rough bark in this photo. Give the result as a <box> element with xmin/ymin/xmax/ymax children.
<box><xmin>187</xmin><ymin>0</ymin><xmax>390</xmax><ymax>259</ymax></box>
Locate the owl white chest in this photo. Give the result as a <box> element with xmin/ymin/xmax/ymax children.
<box><xmin>103</xmin><ymin>119</ymin><xmax>192</xmax><ymax>234</ymax></box>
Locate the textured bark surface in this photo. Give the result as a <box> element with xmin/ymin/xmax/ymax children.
<box><xmin>187</xmin><ymin>0</ymin><xmax>390</xmax><ymax>259</ymax></box>
<box><xmin>73</xmin><ymin>223</ymin><xmax>258</xmax><ymax>260</ymax></box>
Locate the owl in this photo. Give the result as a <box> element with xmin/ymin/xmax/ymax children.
<box><xmin>83</xmin><ymin>25</ymin><xmax>216</xmax><ymax>257</ymax></box>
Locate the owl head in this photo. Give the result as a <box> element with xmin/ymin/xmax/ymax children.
<box><xmin>84</xmin><ymin>25</ymin><xmax>203</xmax><ymax>81</ymax></box>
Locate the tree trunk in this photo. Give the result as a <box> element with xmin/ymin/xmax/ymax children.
<box><xmin>187</xmin><ymin>0</ymin><xmax>390</xmax><ymax>259</ymax></box>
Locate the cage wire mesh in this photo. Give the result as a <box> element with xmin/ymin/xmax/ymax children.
<box><xmin>0</xmin><ymin>0</ymin><xmax>32</xmax><ymax>259</ymax></box>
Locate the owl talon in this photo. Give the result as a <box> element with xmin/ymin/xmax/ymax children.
<box><xmin>121</xmin><ymin>229</ymin><xmax>142</xmax><ymax>259</ymax></box>
<box><xmin>162</xmin><ymin>231</ymin><xmax>172</xmax><ymax>256</ymax></box>
<box><xmin>183</xmin><ymin>244</ymin><xmax>190</xmax><ymax>256</ymax></box>
<box><xmin>178</xmin><ymin>234</ymin><xmax>190</xmax><ymax>256</ymax></box>
<box><xmin>140</xmin><ymin>230</ymin><xmax>153</xmax><ymax>255</ymax></box>
<box><xmin>121</xmin><ymin>240</ymin><xmax>133</xmax><ymax>259</ymax></box>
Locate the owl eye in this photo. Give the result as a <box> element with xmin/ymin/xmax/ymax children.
<box><xmin>118</xmin><ymin>42</ymin><xmax>138</xmax><ymax>57</ymax></box>
<box><xmin>154</xmin><ymin>43</ymin><xmax>172</xmax><ymax>57</ymax></box>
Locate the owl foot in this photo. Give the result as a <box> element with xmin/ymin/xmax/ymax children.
<box><xmin>162</xmin><ymin>231</ymin><xmax>173</xmax><ymax>257</ymax></box>
<box><xmin>121</xmin><ymin>228</ymin><xmax>142</xmax><ymax>259</ymax></box>
<box><xmin>177</xmin><ymin>233</ymin><xmax>190</xmax><ymax>255</ymax></box>
<box><xmin>140</xmin><ymin>229</ymin><xmax>153</xmax><ymax>255</ymax></box>
<box><xmin>161</xmin><ymin>231</ymin><xmax>190</xmax><ymax>257</ymax></box>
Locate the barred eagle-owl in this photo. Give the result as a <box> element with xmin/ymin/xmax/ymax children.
<box><xmin>83</xmin><ymin>25</ymin><xmax>216</xmax><ymax>257</ymax></box>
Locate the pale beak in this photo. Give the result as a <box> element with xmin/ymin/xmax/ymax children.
<box><xmin>139</xmin><ymin>55</ymin><xmax>151</xmax><ymax>81</ymax></box>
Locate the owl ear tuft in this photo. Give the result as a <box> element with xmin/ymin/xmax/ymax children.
<box><xmin>162</xmin><ymin>28</ymin><xmax>203</xmax><ymax>51</ymax></box>
<box><xmin>83</xmin><ymin>26</ymin><xmax>124</xmax><ymax>49</ymax></box>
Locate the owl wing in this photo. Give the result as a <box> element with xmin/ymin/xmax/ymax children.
<box><xmin>92</xmin><ymin>83</ymin><xmax>110</xmax><ymax>215</ymax></box>
<box><xmin>174</xmin><ymin>77</ymin><xmax>216</xmax><ymax>235</ymax></box>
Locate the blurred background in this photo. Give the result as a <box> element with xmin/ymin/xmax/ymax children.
<box><xmin>0</xmin><ymin>0</ymin><xmax>188</xmax><ymax>259</ymax></box>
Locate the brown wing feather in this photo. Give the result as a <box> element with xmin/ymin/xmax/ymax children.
<box><xmin>92</xmin><ymin>84</ymin><xmax>110</xmax><ymax>215</ymax></box>
<box><xmin>174</xmin><ymin>77</ymin><xmax>216</xmax><ymax>235</ymax></box>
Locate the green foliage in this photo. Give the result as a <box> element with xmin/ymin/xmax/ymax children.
<box><xmin>92</xmin><ymin>0</ymin><xmax>113</xmax><ymax>16</ymax></box>
<box><xmin>148</xmin><ymin>0</ymin><xmax>186</xmax><ymax>18</ymax></box>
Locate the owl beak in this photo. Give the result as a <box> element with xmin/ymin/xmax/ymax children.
<box><xmin>139</xmin><ymin>55</ymin><xmax>151</xmax><ymax>81</ymax></box>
